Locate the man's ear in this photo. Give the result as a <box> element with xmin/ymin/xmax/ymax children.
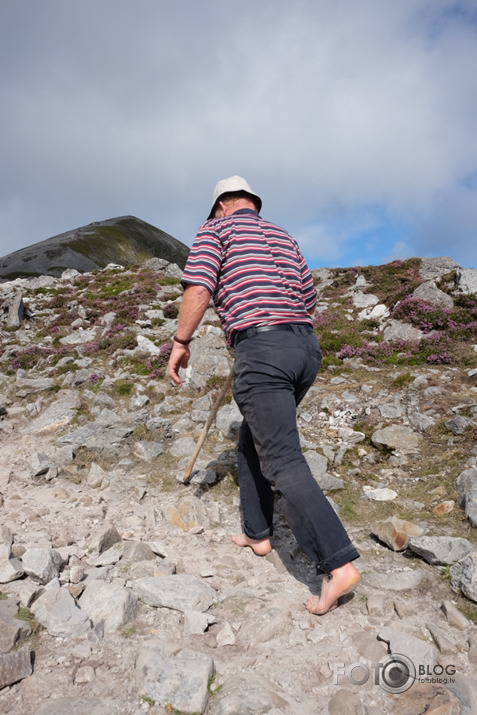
<box><xmin>215</xmin><ymin>200</ymin><xmax>226</xmax><ymax>218</ymax></box>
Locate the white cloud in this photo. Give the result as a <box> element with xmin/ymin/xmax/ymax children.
<box><xmin>1</xmin><ymin>0</ymin><xmax>477</xmax><ymax>269</ymax></box>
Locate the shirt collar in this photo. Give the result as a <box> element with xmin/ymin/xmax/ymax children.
<box><xmin>232</xmin><ymin>208</ymin><xmax>259</xmax><ymax>216</ymax></box>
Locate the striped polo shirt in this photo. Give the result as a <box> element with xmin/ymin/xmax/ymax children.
<box><xmin>181</xmin><ymin>208</ymin><xmax>317</xmax><ymax>344</ymax></box>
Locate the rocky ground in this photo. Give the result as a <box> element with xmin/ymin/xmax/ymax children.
<box><xmin>1</xmin><ymin>257</ymin><xmax>477</xmax><ymax>714</ymax></box>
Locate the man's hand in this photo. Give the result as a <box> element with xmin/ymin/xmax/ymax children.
<box><xmin>168</xmin><ymin>342</ymin><xmax>190</xmax><ymax>387</ymax></box>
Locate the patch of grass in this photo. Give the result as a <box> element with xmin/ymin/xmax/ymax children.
<box><xmin>15</xmin><ymin>605</ymin><xmax>42</xmax><ymax>647</ymax></box>
<box><xmin>140</xmin><ymin>696</ymin><xmax>156</xmax><ymax>707</ymax></box>
<box><xmin>134</xmin><ymin>424</ymin><xmax>148</xmax><ymax>440</ymax></box>
<box><xmin>391</xmin><ymin>372</ymin><xmax>414</xmax><ymax>389</ymax></box>
<box><xmin>159</xmin><ymin>276</ymin><xmax>180</xmax><ymax>286</ymax></box>
<box><xmin>208</xmin><ymin>674</ymin><xmax>222</xmax><ymax>694</ymax></box>
<box><xmin>116</xmin><ymin>381</ymin><xmax>134</xmax><ymax>396</ymax></box>
<box><xmin>457</xmin><ymin>600</ymin><xmax>477</xmax><ymax>624</ymax></box>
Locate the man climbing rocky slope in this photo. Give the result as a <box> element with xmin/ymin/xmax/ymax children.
<box><xmin>0</xmin><ymin>255</ymin><xmax>476</xmax><ymax>714</ymax></box>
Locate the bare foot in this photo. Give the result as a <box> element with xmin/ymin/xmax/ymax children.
<box><xmin>306</xmin><ymin>562</ymin><xmax>360</xmax><ymax>616</ymax></box>
<box><xmin>232</xmin><ymin>533</ymin><xmax>272</xmax><ymax>556</ymax></box>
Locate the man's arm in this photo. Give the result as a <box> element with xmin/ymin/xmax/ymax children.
<box><xmin>167</xmin><ymin>284</ymin><xmax>212</xmax><ymax>387</ymax></box>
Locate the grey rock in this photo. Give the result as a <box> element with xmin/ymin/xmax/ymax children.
<box><xmin>378</xmin><ymin>402</ymin><xmax>404</xmax><ymax>418</ymax></box>
<box><xmin>79</xmin><ymin>580</ymin><xmax>137</xmax><ymax>633</ymax></box>
<box><xmin>155</xmin><ymin>394</ymin><xmax>192</xmax><ymax>415</ymax></box>
<box><xmin>133</xmin><ymin>440</ymin><xmax>163</xmax><ymax>461</ymax></box>
<box><xmin>122</xmin><ymin>540</ymin><xmax>156</xmax><ymax>563</ymax></box>
<box><xmin>0</xmin><ymin>543</ymin><xmax>24</xmax><ymax>583</ymax></box>
<box><xmin>350</xmin><ymin>290</ymin><xmax>379</xmax><ymax>308</ymax></box>
<box><xmin>57</xmin><ymin>421</ymin><xmax>133</xmax><ymax>452</ymax></box>
<box><xmin>165</xmin><ymin>497</ymin><xmax>211</xmax><ymax>531</ymax></box>
<box><xmin>412</xmin><ymin>280</ymin><xmax>454</xmax><ymax>310</ymax></box>
<box><xmin>59</xmin><ymin>327</ymin><xmax>98</xmax><ymax>345</ymax></box>
<box><xmin>441</xmin><ymin>600</ymin><xmax>470</xmax><ymax>629</ymax></box>
<box><xmin>60</xmin><ymin>268</ymin><xmax>81</xmax><ymax>281</ymax></box>
<box><xmin>371</xmin><ymin>424</ymin><xmax>421</xmax><ymax>451</ymax></box>
<box><xmin>215</xmin><ymin>622</ymin><xmax>235</xmax><ymax>646</ymax></box>
<box><xmin>372</xmin><ymin>516</ymin><xmax>424</xmax><ymax>551</ymax></box>
<box><xmin>74</xmin><ymin>665</ymin><xmax>96</xmax><ymax>684</ymax></box>
<box><xmin>129</xmin><ymin>394</ymin><xmax>150</xmax><ymax>409</ymax></box>
<box><xmin>0</xmin><ymin>526</ymin><xmax>12</xmax><ymax>546</ymax></box>
<box><xmin>0</xmin><ymin>598</ymin><xmax>31</xmax><ymax>652</ymax></box>
<box><xmin>15</xmin><ymin>376</ymin><xmax>55</xmax><ymax>397</ymax></box>
<box><xmin>364</xmin><ymin>486</ymin><xmax>398</xmax><ymax>501</ymax></box>
<box><xmin>426</xmin><ymin>623</ymin><xmax>458</xmax><ymax>654</ymax></box>
<box><xmin>365</xmin><ymin>570</ymin><xmax>424</xmax><ymax>591</ymax></box>
<box><xmin>31</xmin><ymin>578</ymin><xmax>92</xmax><ymax>638</ymax></box>
<box><xmin>169</xmin><ymin>436</ymin><xmax>196</xmax><ymax>458</ymax></box>
<box><xmin>134</xmin><ymin>573</ymin><xmax>217</xmax><ymax>613</ymax></box>
<box><xmin>36</xmin><ymin>698</ymin><xmax>115</xmax><ymax>714</ymax></box>
<box><xmin>393</xmin><ymin>683</ymin><xmax>461</xmax><ymax>715</ymax></box>
<box><xmin>446</xmin><ymin>674</ymin><xmax>477</xmax><ymax>715</ymax></box>
<box><xmin>135</xmin><ymin>640</ymin><xmax>214</xmax><ymax>714</ymax></box>
<box><xmin>216</xmin><ymin>400</ymin><xmax>242</xmax><ymax>438</ymax></box>
<box><xmin>450</xmin><ymin>552</ymin><xmax>477</xmax><ymax>602</ymax></box>
<box><xmin>2</xmin><ymin>294</ymin><xmax>27</xmax><ymax>328</ymax></box>
<box><xmin>15</xmin><ymin>580</ymin><xmax>45</xmax><ymax>608</ymax></box>
<box><xmin>153</xmin><ymin>557</ymin><xmax>177</xmax><ymax>577</ymax></box>
<box><xmin>25</xmin><ymin>391</ymin><xmax>81</xmax><ymax>434</ymax></box>
<box><xmin>317</xmin><ymin>472</ymin><xmax>345</xmax><ymax>491</ymax></box>
<box><xmin>409</xmin><ymin>412</ymin><xmax>435</xmax><ymax>432</ymax></box>
<box><xmin>455</xmin><ymin>467</ymin><xmax>477</xmax><ymax>527</ymax></box>
<box><xmin>136</xmin><ymin>334</ymin><xmax>161</xmax><ymax>354</ymax></box>
<box><xmin>22</xmin><ymin>547</ymin><xmax>63</xmax><ymax>584</ymax></box>
<box><xmin>253</xmin><ymin>608</ymin><xmax>292</xmax><ymax>644</ymax></box>
<box><xmin>88</xmin><ymin>524</ymin><xmax>122</xmax><ymax>555</ymax></box>
<box><xmin>351</xmin><ymin>630</ymin><xmax>388</xmax><ymax>662</ymax></box>
<box><xmin>329</xmin><ymin>689</ymin><xmax>366</xmax><ymax>715</ymax></box>
<box><xmin>469</xmin><ymin>635</ymin><xmax>477</xmax><ymax>663</ymax></box>
<box><xmin>456</xmin><ymin>268</ymin><xmax>477</xmax><ymax>295</ymax></box>
<box><xmin>95</xmin><ymin>407</ymin><xmax>122</xmax><ymax>426</ymax></box>
<box><xmin>304</xmin><ymin>450</ymin><xmax>328</xmax><ymax>477</ymax></box>
<box><xmin>85</xmin><ymin>462</ymin><xmax>109</xmax><ymax>488</ymax></box>
<box><xmin>213</xmin><ymin>673</ymin><xmax>289</xmax><ymax>715</ymax></box>
<box><xmin>183</xmin><ymin>610</ymin><xmax>212</xmax><ymax>635</ymax></box>
<box><xmin>336</xmin><ymin>427</ymin><xmax>366</xmax><ymax>444</ymax></box>
<box><xmin>179</xmin><ymin>329</ymin><xmax>231</xmax><ymax>389</ymax></box>
<box><xmin>378</xmin><ymin>625</ymin><xmax>437</xmax><ymax>671</ymax></box>
<box><xmin>383</xmin><ymin>320</ymin><xmax>423</xmax><ymax>342</ymax></box>
<box><xmin>420</xmin><ymin>256</ymin><xmax>460</xmax><ymax>281</ymax></box>
<box><xmin>0</xmin><ymin>645</ymin><xmax>32</xmax><ymax>689</ymax></box>
<box><xmin>92</xmin><ymin>543</ymin><xmax>123</xmax><ymax>566</ymax></box>
<box><xmin>29</xmin><ymin>452</ymin><xmax>58</xmax><ymax>480</ymax></box>
<box><xmin>408</xmin><ymin>536</ymin><xmax>473</xmax><ymax>565</ymax></box>
<box><xmin>446</xmin><ymin>415</ymin><xmax>471</xmax><ymax>435</ymax></box>
<box><xmin>189</xmin><ymin>468</ymin><xmax>219</xmax><ymax>485</ymax></box>
<box><xmin>146</xmin><ymin>415</ymin><xmax>172</xmax><ymax>434</ymax></box>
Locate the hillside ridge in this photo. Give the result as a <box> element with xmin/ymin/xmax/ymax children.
<box><xmin>0</xmin><ymin>216</ymin><xmax>190</xmax><ymax>281</ymax></box>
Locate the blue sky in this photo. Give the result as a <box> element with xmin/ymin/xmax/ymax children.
<box><xmin>1</xmin><ymin>0</ymin><xmax>477</xmax><ymax>270</ymax></box>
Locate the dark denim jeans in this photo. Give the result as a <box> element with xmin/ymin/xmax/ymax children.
<box><xmin>232</xmin><ymin>325</ymin><xmax>359</xmax><ymax>574</ymax></box>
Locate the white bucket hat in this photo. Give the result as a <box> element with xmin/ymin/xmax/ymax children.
<box><xmin>207</xmin><ymin>175</ymin><xmax>262</xmax><ymax>220</ymax></box>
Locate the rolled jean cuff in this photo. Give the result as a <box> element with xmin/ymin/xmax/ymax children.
<box><xmin>244</xmin><ymin>526</ymin><xmax>273</xmax><ymax>540</ymax></box>
<box><xmin>315</xmin><ymin>545</ymin><xmax>360</xmax><ymax>576</ymax></box>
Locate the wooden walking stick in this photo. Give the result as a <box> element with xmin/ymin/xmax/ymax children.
<box><xmin>183</xmin><ymin>366</ymin><xmax>234</xmax><ymax>483</ymax></box>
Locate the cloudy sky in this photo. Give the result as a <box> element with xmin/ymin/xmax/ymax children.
<box><xmin>1</xmin><ymin>0</ymin><xmax>477</xmax><ymax>269</ymax></box>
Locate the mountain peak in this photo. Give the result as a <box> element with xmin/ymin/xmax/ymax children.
<box><xmin>0</xmin><ymin>216</ymin><xmax>190</xmax><ymax>281</ymax></box>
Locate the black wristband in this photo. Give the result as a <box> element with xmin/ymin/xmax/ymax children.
<box><xmin>174</xmin><ymin>336</ymin><xmax>193</xmax><ymax>345</ymax></box>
